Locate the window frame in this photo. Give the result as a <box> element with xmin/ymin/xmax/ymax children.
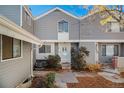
<box><xmin>58</xmin><ymin>20</ymin><xmax>69</xmax><ymax>33</ymax></box>
<box><xmin>101</xmin><ymin>44</ymin><xmax>120</xmax><ymax>56</ymax></box>
<box><xmin>39</xmin><ymin>45</ymin><xmax>51</xmax><ymax>53</ymax></box>
<box><xmin>107</xmin><ymin>21</ymin><xmax>124</xmax><ymax>32</ymax></box>
<box><xmin>1</xmin><ymin>35</ymin><xmax>23</xmax><ymax>62</ymax></box>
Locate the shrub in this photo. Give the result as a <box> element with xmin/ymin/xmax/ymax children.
<box><xmin>71</xmin><ymin>47</ymin><xmax>89</xmax><ymax>70</ymax></box>
<box><xmin>45</xmin><ymin>72</ymin><xmax>55</xmax><ymax>88</ymax></box>
<box><xmin>46</xmin><ymin>55</ymin><xmax>61</xmax><ymax>68</ymax></box>
<box><xmin>31</xmin><ymin>73</ymin><xmax>56</xmax><ymax>88</ymax></box>
<box><xmin>30</xmin><ymin>77</ymin><xmax>46</xmax><ymax>88</ymax></box>
<box><xmin>86</xmin><ymin>64</ymin><xmax>101</xmax><ymax>72</ymax></box>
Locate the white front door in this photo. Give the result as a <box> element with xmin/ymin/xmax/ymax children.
<box><xmin>58</xmin><ymin>43</ymin><xmax>71</xmax><ymax>63</ymax></box>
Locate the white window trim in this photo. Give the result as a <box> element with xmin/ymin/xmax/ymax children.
<box><xmin>101</xmin><ymin>44</ymin><xmax>120</xmax><ymax>56</ymax></box>
<box><xmin>106</xmin><ymin>21</ymin><xmax>124</xmax><ymax>33</ymax></box>
<box><xmin>1</xmin><ymin>35</ymin><xmax>23</xmax><ymax>62</ymax></box>
<box><xmin>57</xmin><ymin>20</ymin><xmax>69</xmax><ymax>33</ymax></box>
<box><xmin>38</xmin><ymin>44</ymin><xmax>51</xmax><ymax>54</ymax></box>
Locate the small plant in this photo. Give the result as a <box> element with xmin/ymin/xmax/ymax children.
<box><xmin>45</xmin><ymin>72</ymin><xmax>55</xmax><ymax>88</ymax></box>
<box><xmin>71</xmin><ymin>46</ymin><xmax>89</xmax><ymax>70</ymax></box>
<box><xmin>46</xmin><ymin>55</ymin><xmax>61</xmax><ymax>68</ymax></box>
<box><xmin>86</xmin><ymin>64</ymin><xmax>101</xmax><ymax>72</ymax></box>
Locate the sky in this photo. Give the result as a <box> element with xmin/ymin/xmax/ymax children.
<box><xmin>29</xmin><ymin>5</ymin><xmax>93</xmax><ymax>17</ymax></box>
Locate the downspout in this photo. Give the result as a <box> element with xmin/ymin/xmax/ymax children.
<box><xmin>78</xmin><ymin>20</ymin><xmax>80</xmax><ymax>49</ymax></box>
<box><xmin>30</xmin><ymin>46</ymin><xmax>33</xmax><ymax>77</ymax></box>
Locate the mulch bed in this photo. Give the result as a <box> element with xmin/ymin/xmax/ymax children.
<box><xmin>30</xmin><ymin>76</ymin><xmax>46</xmax><ymax>88</ymax></box>
<box><xmin>67</xmin><ymin>75</ymin><xmax>124</xmax><ymax>88</ymax></box>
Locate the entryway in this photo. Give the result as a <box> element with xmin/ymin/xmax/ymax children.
<box><xmin>58</xmin><ymin>43</ymin><xmax>71</xmax><ymax>63</ymax></box>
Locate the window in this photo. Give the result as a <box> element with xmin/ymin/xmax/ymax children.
<box><xmin>107</xmin><ymin>21</ymin><xmax>123</xmax><ymax>32</ymax></box>
<box><xmin>39</xmin><ymin>45</ymin><xmax>51</xmax><ymax>53</ymax></box>
<box><xmin>13</xmin><ymin>39</ymin><xmax>21</xmax><ymax>58</ymax></box>
<box><xmin>101</xmin><ymin>44</ymin><xmax>119</xmax><ymax>56</ymax></box>
<box><xmin>62</xmin><ymin>47</ymin><xmax>67</xmax><ymax>52</ymax></box>
<box><xmin>102</xmin><ymin>45</ymin><xmax>106</xmax><ymax>56</ymax></box>
<box><xmin>58</xmin><ymin>20</ymin><xmax>68</xmax><ymax>32</ymax></box>
<box><xmin>2</xmin><ymin>35</ymin><xmax>21</xmax><ymax>60</ymax></box>
<box><xmin>120</xmin><ymin>25</ymin><xmax>124</xmax><ymax>32</ymax></box>
<box><xmin>107</xmin><ymin>21</ymin><xmax>120</xmax><ymax>32</ymax></box>
<box><xmin>114</xmin><ymin>45</ymin><xmax>119</xmax><ymax>56</ymax></box>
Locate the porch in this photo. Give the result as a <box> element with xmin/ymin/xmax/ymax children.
<box><xmin>97</xmin><ymin>43</ymin><xmax>124</xmax><ymax>73</ymax></box>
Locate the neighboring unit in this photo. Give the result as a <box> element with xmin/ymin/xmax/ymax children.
<box><xmin>34</xmin><ymin>7</ymin><xmax>124</xmax><ymax>70</ymax></box>
<box><xmin>0</xmin><ymin>5</ymin><xmax>41</xmax><ymax>88</ymax></box>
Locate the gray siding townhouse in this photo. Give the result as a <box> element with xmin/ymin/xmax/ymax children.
<box><xmin>0</xmin><ymin>5</ymin><xmax>41</xmax><ymax>87</ymax></box>
<box><xmin>34</xmin><ymin>7</ymin><xmax>124</xmax><ymax>71</ymax></box>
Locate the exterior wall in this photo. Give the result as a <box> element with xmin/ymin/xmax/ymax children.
<box><xmin>0</xmin><ymin>35</ymin><xmax>32</xmax><ymax>87</ymax></box>
<box><xmin>36</xmin><ymin>42</ymin><xmax>55</xmax><ymax>60</ymax></box>
<box><xmin>79</xmin><ymin>42</ymin><xmax>96</xmax><ymax>64</ymax></box>
<box><xmin>71</xmin><ymin>43</ymin><xmax>79</xmax><ymax>50</ymax></box>
<box><xmin>98</xmin><ymin>43</ymin><xmax>121</xmax><ymax>63</ymax></box>
<box><xmin>55</xmin><ymin>43</ymin><xmax>58</xmax><ymax>55</ymax></box>
<box><xmin>22</xmin><ymin>7</ymin><xmax>34</xmax><ymax>34</ymax></box>
<box><xmin>80</xmin><ymin>13</ymin><xmax>124</xmax><ymax>40</ymax></box>
<box><xmin>0</xmin><ymin>5</ymin><xmax>21</xmax><ymax>26</ymax></box>
<box><xmin>58</xmin><ymin>42</ymin><xmax>71</xmax><ymax>63</ymax></box>
<box><xmin>34</xmin><ymin>10</ymin><xmax>80</xmax><ymax>40</ymax></box>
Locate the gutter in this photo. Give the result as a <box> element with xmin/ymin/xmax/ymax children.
<box><xmin>0</xmin><ymin>15</ymin><xmax>42</xmax><ymax>46</ymax></box>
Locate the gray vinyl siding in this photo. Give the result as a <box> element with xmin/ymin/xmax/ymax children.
<box><xmin>80</xmin><ymin>13</ymin><xmax>124</xmax><ymax>40</ymax></box>
<box><xmin>79</xmin><ymin>42</ymin><xmax>96</xmax><ymax>64</ymax></box>
<box><xmin>22</xmin><ymin>7</ymin><xmax>34</xmax><ymax>34</ymax></box>
<box><xmin>34</xmin><ymin>10</ymin><xmax>79</xmax><ymax>40</ymax></box>
<box><xmin>0</xmin><ymin>5</ymin><xmax>20</xmax><ymax>26</ymax></box>
<box><xmin>0</xmin><ymin>36</ymin><xmax>32</xmax><ymax>88</ymax></box>
<box><xmin>55</xmin><ymin>43</ymin><xmax>58</xmax><ymax>55</ymax></box>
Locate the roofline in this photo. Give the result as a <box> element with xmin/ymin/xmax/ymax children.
<box><xmin>34</xmin><ymin>7</ymin><xmax>80</xmax><ymax>20</ymax></box>
<box><xmin>0</xmin><ymin>15</ymin><xmax>42</xmax><ymax>45</ymax></box>
<box><xmin>23</xmin><ymin>5</ymin><xmax>34</xmax><ymax>19</ymax></box>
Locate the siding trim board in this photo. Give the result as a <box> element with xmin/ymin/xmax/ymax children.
<box><xmin>41</xmin><ymin>40</ymin><xmax>124</xmax><ymax>43</ymax></box>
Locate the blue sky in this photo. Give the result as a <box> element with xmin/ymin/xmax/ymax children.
<box><xmin>29</xmin><ymin>5</ymin><xmax>93</xmax><ymax>17</ymax></box>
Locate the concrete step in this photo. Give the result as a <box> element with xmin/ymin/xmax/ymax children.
<box><xmin>101</xmin><ymin>68</ymin><xmax>119</xmax><ymax>74</ymax></box>
<box><xmin>61</xmin><ymin>62</ymin><xmax>71</xmax><ymax>70</ymax></box>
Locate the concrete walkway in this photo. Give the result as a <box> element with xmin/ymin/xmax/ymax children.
<box><xmin>55</xmin><ymin>71</ymin><xmax>78</xmax><ymax>88</ymax></box>
<box><xmin>98</xmin><ymin>72</ymin><xmax>124</xmax><ymax>83</ymax></box>
<box><xmin>33</xmin><ymin>70</ymin><xmax>124</xmax><ymax>88</ymax></box>
<box><xmin>55</xmin><ymin>71</ymin><xmax>97</xmax><ymax>88</ymax></box>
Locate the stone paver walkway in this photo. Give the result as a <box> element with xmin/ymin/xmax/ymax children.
<box><xmin>98</xmin><ymin>72</ymin><xmax>124</xmax><ymax>83</ymax></box>
<box><xmin>33</xmin><ymin>70</ymin><xmax>124</xmax><ymax>88</ymax></box>
<box><xmin>55</xmin><ymin>71</ymin><xmax>98</xmax><ymax>88</ymax></box>
<box><xmin>55</xmin><ymin>71</ymin><xmax>78</xmax><ymax>88</ymax></box>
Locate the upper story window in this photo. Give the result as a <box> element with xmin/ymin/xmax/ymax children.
<box><xmin>25</xmin><ymin>11</ymin><xmax>31</xmax><ymax>25</ymax></box>
<box><xmin>39</xmin><ymin>45</ymin><xmax>51</xmax><ymax>53</ymax></box>
<box><xmin>2</xmin><ymin>35</ymin><xmax>21</xmax><ymax>60</ymax></box>
<box><xmin>58</xmin><ymin>20</ymin><xmax>68</xmax><ymax>32</ymax></box>
<box><xmin>120</xmin><ymin>24</ymin><xmax>124</xmax><ymax>32</ymax></box>
<box><xmin>107</xmin><ymin>21</ymin><xmax>124</xmax><ymax>32</ymax></box>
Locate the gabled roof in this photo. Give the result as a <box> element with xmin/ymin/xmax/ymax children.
<box><xmin>34</xmin><ymin>7</ymin><xmax>80</xmax><ymax>20</ymax></box>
